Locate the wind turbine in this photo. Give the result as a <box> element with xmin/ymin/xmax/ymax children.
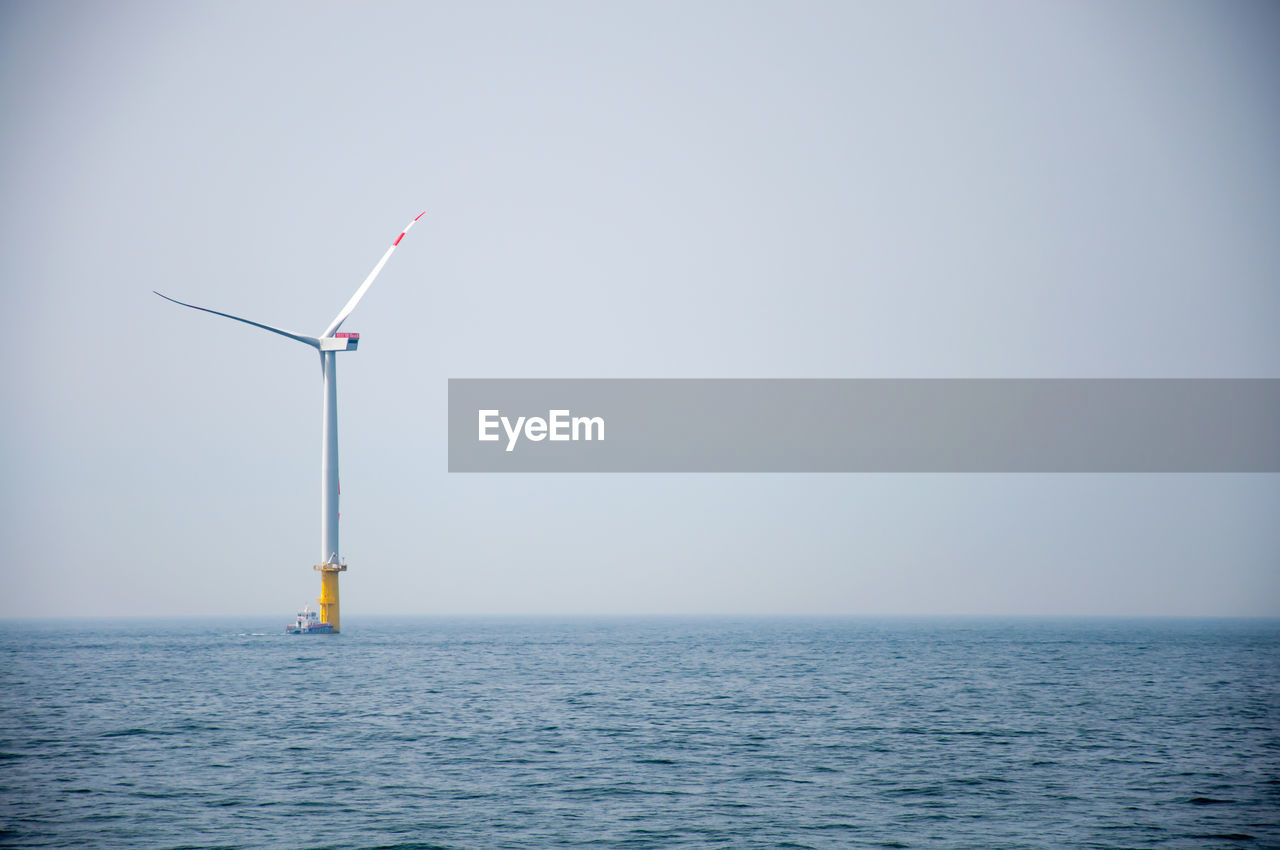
<box><xmin>156</xmin><ymin>212</ymin><xmax>425</xmax><ymax>633</ymax></box>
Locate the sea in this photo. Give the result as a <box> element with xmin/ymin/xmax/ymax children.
<box><xmin>1</xmin><ymin>617</ymin><xmax>1277</xmax><ymax>849</ymax></box>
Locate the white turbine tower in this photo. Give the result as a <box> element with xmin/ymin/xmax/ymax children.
<box><xmin>156</xmin><ymin>212</ymin><xmax>425</xmax><ymax>633</ymax></box>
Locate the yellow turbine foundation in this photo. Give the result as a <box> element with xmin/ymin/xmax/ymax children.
<box><xmin>314</xmin><ymin>563</ymin><xmax>348</xmax><ymax>633</ymax></box>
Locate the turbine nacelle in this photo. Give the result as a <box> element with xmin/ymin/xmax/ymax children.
<box><xmin>319</xmin><ymin>332</ymin><xmax>360</xmax><ymax>352</ymax></box>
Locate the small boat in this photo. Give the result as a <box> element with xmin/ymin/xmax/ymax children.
<box><xmin>285</xmin><ymin>605</ymin><xmax>334</xmax><ymax>634</ymax></box>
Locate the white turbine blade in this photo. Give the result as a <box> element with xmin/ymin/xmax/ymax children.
<box><xmin>323</xmin><ymin>212</ymin><xmax>425</xmax><ymax>338</ymax></box>
<box><xmin>154</xmin><ymin>291</ymin><xmax>321</xmax><ymax>348</ymax></box>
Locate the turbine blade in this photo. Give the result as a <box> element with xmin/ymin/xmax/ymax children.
<box><xmin>154</xmin><ymin>291</ymin><xmax>321</xmax><ymax>348</ymax></box>
<box><xmin>323</xmin><ymin>212</ymin><xmax>425</xmax><ymax>338</ymax></box>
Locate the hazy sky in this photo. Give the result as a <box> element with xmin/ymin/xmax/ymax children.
<box><xmin>2</xmin><ymin>0</ymin><xmax>1277</xmax><ymax>618</ymax></box>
